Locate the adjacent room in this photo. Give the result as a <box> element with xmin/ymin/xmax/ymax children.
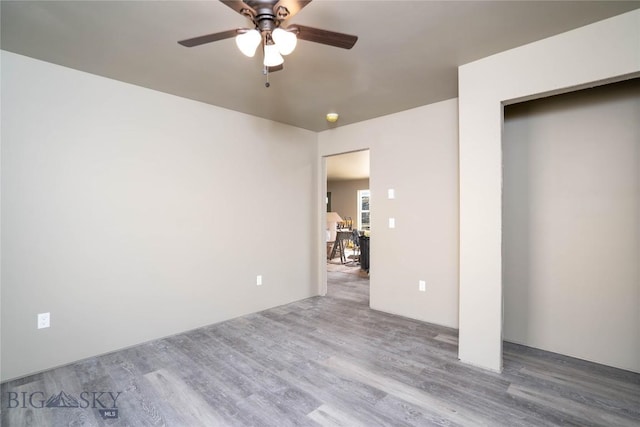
<box><xmin>1</xmin><ymin>1</ymin><xmax>639</xmax><ymax>425</ymax></box>
<box><xmin>325</xmin><ymin>150</ymin><xmax>370</xmax><ymax>280</ymax></box>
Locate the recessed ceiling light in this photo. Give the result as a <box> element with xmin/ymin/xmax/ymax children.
<box><xmin>326</xmin><ymin>113</ymin><xmax>339</xmax><ymax>123</ymax></box>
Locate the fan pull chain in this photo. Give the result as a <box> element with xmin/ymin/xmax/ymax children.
<box><xmin>263</xmin><ymin>66</ymin><xmax>271</xmax><ymax>88</ymax></box>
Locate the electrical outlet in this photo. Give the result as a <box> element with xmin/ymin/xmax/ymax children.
<box><xmin>419</xmin><ymin>280</ymin><xmax>426</xmax><ymax>292</ymax></box>
<box><xmin>37</xmin><ymin>312</ymin><xmax>50</xmax><ymax>329</ymax></box>
<box><xmin>388</xmin><ymin>218</ymin><xmax>396</xmax><ymax>228</ymax></box>
<box><xmin>256</xmin><ymin>275</ymin><xmax>263</xmax><ymax>286</ymax></box>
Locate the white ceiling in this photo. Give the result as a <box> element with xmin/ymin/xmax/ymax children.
<box><xmin>2</xmin><ymin>1</ymin><xmax>639</xmax><ymax>132</ymax></box>
<box><xmin>326</xmin><ymin>150</ymin><xmax>369</xmax><ymax>181</ymax></box>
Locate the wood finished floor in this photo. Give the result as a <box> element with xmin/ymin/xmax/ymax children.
<box><xmin>2</xmin><ymin>270</ymin><xmax>639</xmax><ymax>426</ymax></box>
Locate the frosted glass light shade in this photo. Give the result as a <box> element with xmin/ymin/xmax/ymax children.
<box><xmin>235</xmin><ymin>29</ymin><xmax>261</xmax><ymax>57</ymax></box>
<box><xmin>263</xmin><ymin>43</ymin><xmax>284</xmax><ymax>66</ymax></box>
<box><xmin>272</xmin><ymin>28</ymin><xmax>297</xmax><ymax>55</ymax></box>
<box><xmin>326</xmin><ymin>113</ymin><xmax>339</xmax><ymax>123</ymax></box>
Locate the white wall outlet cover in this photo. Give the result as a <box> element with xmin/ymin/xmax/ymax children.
<box><xmin>388</xmin><ymin>218</ymin><xmax>396</xmax><ymax>228</ymax></box>
<box><xmin>256</xmin><ymin>275</ymin><xmax>263</xmax><ymax>286</ymax></box>
<box><xmin>419</xmin><ymin>280</ymin><xmax>426</xmax><ymax>292</ymax></box>
<box><xmin>388</xmin><ymin>189</ymin><xmax>395</xmax><ymax>199</ymax></box>
<box><xmin>37</xmin><ymin>312</ymin><xmax>50</xmax><ymax>329</ymax></box>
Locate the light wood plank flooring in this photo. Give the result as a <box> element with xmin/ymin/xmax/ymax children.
<box><xmin>2</xmin><ymin>271</ymin><xmax>639</xmax><ymax>426</ymax></box>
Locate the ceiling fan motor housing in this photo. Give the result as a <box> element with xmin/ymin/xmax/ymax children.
<box><xmin>244</xmin><ymin>0</ymin><xmax>287</xmax><ymax>33</ymax></box>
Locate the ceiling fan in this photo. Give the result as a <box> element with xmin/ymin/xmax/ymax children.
<box><xmin>178</xmin><ymin>0</ymin><xmax>358</xmax><ymax>85</ymax></box>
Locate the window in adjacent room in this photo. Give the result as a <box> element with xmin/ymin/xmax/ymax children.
<box><xmin>357</xmin><ymin>189</ymin><xmax>370</xmax><ymax>230</ymax></box>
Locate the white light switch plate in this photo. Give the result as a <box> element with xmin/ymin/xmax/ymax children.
<box><xmin>388</xmin><ymin>189</ymin><xmax>395</xmax><ymax>199</ymax></box>
<box><xmin>389</xmin><ymin>218</ymin><xmax>396</xmax><ymax>228</ymax></box>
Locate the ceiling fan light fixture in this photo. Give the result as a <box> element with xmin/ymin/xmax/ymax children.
<box><xmin>178</xmin><ymin>0</ymin><xmax>359</xmax><ymax>80</ymax></box>
<box><xmin>263</xmin><ymin>43</ymin><xmax>284</xmax><ymax>67</ymax></box>
<box><xmin>235</xmin><ymin>29</ymin><xmax>261</xmax><ymax>57</ymax></box>
<box><xmin>272</xmin><ymin>28</ymin><xmax>297</xmax><ymax>55</ymax></box>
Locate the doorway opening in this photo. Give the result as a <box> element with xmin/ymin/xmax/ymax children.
<box><xmin>324</xmin><ymin>150</ymin><xmax>371</xmax><ymax>300</ymax></box>
<box><xmin>502</xmin><ymin>78</ymin><xmax>640</xmax><ymax>373</ymax></box>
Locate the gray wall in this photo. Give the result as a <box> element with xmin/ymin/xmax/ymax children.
<box><xmin>319</xmin><ymin>100</ymin><xmax>460</xmax><ymax>329</ymax></box>
<box><xmin>327</xmin><ymin>178</ymin><xmax>369</xmax><ymax>228</ymax></box>
<box><xmin>503</xmin><ymin>79</ymin><xmax>640</xmax><ymax>372</ymax></box>
<box><xmin>1</xmin><ymin>52</ymin><xmax>318</xmax><ymax>381</ymax></box>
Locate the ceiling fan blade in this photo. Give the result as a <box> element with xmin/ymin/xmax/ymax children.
<box><xmin>289</xmin><ymin>24</ymin><xmax>358</xmax><ymax>49</ymax></box>
<box><xmin>178</xmin><ymin>29</ymin><xmax>240</xmax><ymax>47</ymax></box>
<box><xmin>273</xmin><ymin>0</ymin><xmax>311</xmax><ymax>20</ymax></box>
<box><xmin>219</xmin><ymin>0</ymin><xmax>256</xmax><ymax>17</ymax></box>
